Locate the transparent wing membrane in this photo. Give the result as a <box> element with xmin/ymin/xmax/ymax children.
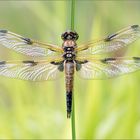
<box><xmin>0</xmin><ymin>30</ymin><xmax>63</xmax><ymax>57</ymax></box>
<box><xmin>76</xmin><ymin>56</ymin><xmax>140</xmax><ymax>79</ymax></box>
<box><xmin>77</xmin><ymin>25</ymin><xmax>140</xmax><ymax>55</ymax></box>
<box><xmin>0</xmin><ymin>57</ymin><xmax>64</xmax><ymax>81</ymax></box>
<box><xmin>1</xmin><ymin>25</ymin><xmax>140</xmax><ymax>81</ymax></box>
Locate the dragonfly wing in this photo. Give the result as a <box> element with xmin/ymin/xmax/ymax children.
<box><xmin>76</xmin><ymin>56</ymin><xmax>140</xmax><ymax>79</ymax></box>
<box><xmin>0</xmin><ymin>30</ymin><xmax>63</xmax><ymax>57</ymax></box>
<box><xmin>76</xmin><ymin>25</ymin><xmax>140</xmax><ymax>55</ymax></box>
<box><xmin>0</xmin><ymin>57</ymin><xmax>64</xmax><ymax>81</ymax></box>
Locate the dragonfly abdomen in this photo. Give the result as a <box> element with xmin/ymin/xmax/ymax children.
<box><xmin>65</xmin><ymin>61</ymin><xmax>74</xmax><ymax>118</ymax></box>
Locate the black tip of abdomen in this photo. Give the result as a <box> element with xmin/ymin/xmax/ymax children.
<box><xmin>66</xmin><ymin>91</ymin><xmax>72</xmax><ymax>118</ymax></box>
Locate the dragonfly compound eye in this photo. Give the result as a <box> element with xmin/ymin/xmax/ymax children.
<box><xmin>71</xmin><ymin>32</ymin><xmax>79</xmax><ymax>40</ymax></box>
<box><xmin>61</xmin><ymin>30</ymin><xmax>79</xmax><ymax>41</ymax></box>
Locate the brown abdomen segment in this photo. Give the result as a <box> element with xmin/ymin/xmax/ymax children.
<box><xmin>65</xmin><ymin>61</ymin><xmax>74</xmax><ymax>118</ymax></box>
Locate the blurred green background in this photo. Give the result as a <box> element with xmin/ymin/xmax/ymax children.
<box><xmin>0</xmin><ymin>0</ymin><xmax>140</xmax><ymax>139</ymax></box>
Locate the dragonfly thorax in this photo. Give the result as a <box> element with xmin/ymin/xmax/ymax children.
<box><xmin>63</xmin><ymin>46</ymin><xmax>76</xmax><ymax>61</ymax></box>
<box><xmin>63</xmin><ymin>51</ymin><xmax>76</xmax><ymax>61</ymax></box>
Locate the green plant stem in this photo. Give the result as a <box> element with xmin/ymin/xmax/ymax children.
<box><xmin>71</xmin><ymin>91</ymin><xmax>76</xmax><ymax>140</ymax></box>
<box><xmin>71</xmin><ymin>0</ymin><xmax>75</xmax><ymax>30</ymax></box>
<box><xmin>71</xmin><ymin>0</ymin><xmax>76</xmax><ymax>140</ymax></box>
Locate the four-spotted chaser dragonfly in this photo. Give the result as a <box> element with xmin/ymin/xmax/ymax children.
<box><xmin>0</xmin><ymin>25</ymin><xmax>140</xmax><ymax>118</ymax></box>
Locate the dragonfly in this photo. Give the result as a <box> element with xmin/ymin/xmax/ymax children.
<box><xmin>0</xmin><ymin>25</ymin><xmax>140</xmax><ymax>118</ymax></box>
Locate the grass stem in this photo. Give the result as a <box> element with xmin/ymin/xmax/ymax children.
<box><xmin>71</xmin><ymin>0</ymin><xmax>76</xmax><ymax>139</ymax></box>
<box><xmin>71</xmin><ymin>0</ymin><xmax>75</xmax><ymax>30</ymax></box>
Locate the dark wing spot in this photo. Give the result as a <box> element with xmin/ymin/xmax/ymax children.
<box><xmin>0</xmin><ymin>61</ymin><xmax>6</xmax><ymax>65</ymax></box>
<box><xmin>75</xmin><ymin>60</ymin><xmax>88</xmax><ymax>71</ymax></box>
<box><xmin>101</xmin><ymin>58</ymin><xmax>116</xmax><ymax>63</ymax></box>
<box><xmin>23</xmin><ymin>60</ymin><xmax>37</xmax><ymax>66</ymax></box>
<box><xmin>131</xmin><ymin>25</ymin><xmax>139</xmax><ymax>29</ymax></box>
<box><xmin>75</xmin><ymin>60</ymin><xmax>88</xmax><ymax>64</ymax></box>
<box><xmin>76</xmin><ymin>63</ymin><xmax>82</xmax><ymax>71</ymax></box>
<box><xmin>133</xmin><ymin>57</ymin><xmax>140</xmax><ymax>60</ymax></box>
<box><xmin>105</xmin><ymin>33</ymin><xmax>118</xmax><ymax>41</ymax></box>
<box><xmin>0</xmin><ymin>30</ymin><xmax>7</xmax><ymax>33</ymax></box>
<box><xmin>21</xmin><ymin>38</ymin><xmax>33</xmax><ymax>45</ymax></box>
<box><xmin>58</xmin><ymin>63</ymin><xmax>64</xmax><ymax>72</ymax></box>
<box><xmin>50</xmin><ymin>61</ymin><xmax>63</xmax><ymax>65</ymax></box>
<box><xmin>50</xmin><ymin>61</ymin><xmax>64</xmax><ymax>72</ymax></box>
<box><xmin>133</xmin><ymin>57</ymin><xmax>140</xmax><ymax>63</ymax></box>
<box><xmin>49</xmin><ymin>49</ymin><xmax>56</xmax><ymax>52</ymax></box>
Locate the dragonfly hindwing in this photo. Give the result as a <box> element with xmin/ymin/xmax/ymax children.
<box><xmin>0</xmin><ymin>61</ymin><xmax>6</xmax><ymax>65</ymax></box>
<box><xmin>0</xmin><ymin>30</ymin><xmax>7</xmax><ymax>33</ymax></box>
<box><xmin>75</xmin><ymin>60</ymin><xmax>88</xmax><ymax>71</ymax></box>
<box><xmin>50</xmin><ymin>61</ymin><xmax>64</xmax><ymax>72</ymax></box>
<box><xmin>22</xmin><ymin>60</ymin><xmax>38</xmax><ymax>66</ymax></box>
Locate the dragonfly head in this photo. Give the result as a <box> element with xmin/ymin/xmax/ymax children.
<box><xmin>61</xmin><ymin>30</ymin><xmax>79</xmax><ymax>41</ymax></box>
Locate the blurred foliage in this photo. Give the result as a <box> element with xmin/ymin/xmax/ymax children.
<box><xmin>0</xmin><ymin>0</ymin><xmax>140</xmax><ymax>139</ymax></box>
